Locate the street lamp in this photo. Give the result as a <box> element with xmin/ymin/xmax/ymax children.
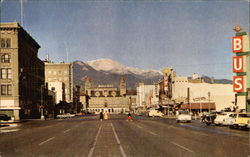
<box><xmin>208</xmin><ymin>92</ymin><xmax>211</xmax><ymax>113</ymax></box>
<box><xmin>40</xmin><ymin>85</ymin><xmax>45</xmax><ymax>120</ymax></box>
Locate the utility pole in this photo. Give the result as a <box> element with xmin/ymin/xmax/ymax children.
<box><xmin>20</xmin><ymin>0</ymin><xmax>24</xmax><ymax>26</ymax></box>
<box><xmin>208</xmin><ymin>92</ymin><xmax>211</xmax><ymax>113</ymax></box>
<box><xmin>187</xmin><ymin>87</ymin><xmax>191</xmax><ymax>112</ymax></box>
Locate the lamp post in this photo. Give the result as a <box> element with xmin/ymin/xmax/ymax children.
<box><xmin>40</xmin><ymin>85</ymin><xmax>45</xmax><ymax>120</ymax></box>
<box><xmin>208</xmin><ymin>92</ymin><xmax>211</xmax><ymax>113</ymax></box>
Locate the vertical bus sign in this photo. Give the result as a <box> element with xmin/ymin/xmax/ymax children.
<box><xmin>232</xmin><ymin>36</ymin><xmax>243</xmax><ymax>53</ymax></box>
<box><xmin>233</xmin><ymin>76</ymin><xmax>244</xmax><ymax>93</ymax></box>
<box><xmin>233</xmin><ymin>56</ymin><xmax>244</xmax><ymax>73</ymax></box>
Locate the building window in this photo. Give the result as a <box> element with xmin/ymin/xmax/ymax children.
<box><xmin>0</xmin><ymin>39</ymin><xmax>11</xmax><ymax>48</ymax></box>
<box><xmin>1</xmin><ymin>85</ymin><xmax>12</xmax><ymax>96</ymax></box>
<box><xmin>1</xmin><ymin>54</ymin><xmax>11</xmax><ymax>63</ymax></box>
<box><xmin>1</xmin><ymin>68</ymin><xmax>12</xmax><ymax>79</ymax></box>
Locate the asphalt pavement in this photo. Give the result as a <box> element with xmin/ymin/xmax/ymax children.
<box><xmin>0</xmin><ymin>114</ymin><xmax>249</xmax><ymax>157</ymax></box>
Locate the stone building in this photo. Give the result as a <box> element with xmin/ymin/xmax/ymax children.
<box><xmin>82</xmin><ymin>77</ymin><xmax>130</xmax><ymax>114</ymax></box>
<box><xmin>0</xmin><ymin>22</ymin><xmax>44</xmax><ymax>121</ymax></box>
<box><xmin>44</xmin><ymin>58</ymin><xmax>73</xmax><ymax>103</ymax></box>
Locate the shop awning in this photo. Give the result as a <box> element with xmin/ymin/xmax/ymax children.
<box><xmin>180</xmin><ymin>103</ymin><xmax>216</xmax><ymax>110</ymax></box>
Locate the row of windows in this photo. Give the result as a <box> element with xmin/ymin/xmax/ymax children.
<box><xmin>1</xmin><ymin>54</ymin><xmax>11</xmax><ymax>63</ymax></box>
<box><xmin>0</xmin><ymin>39</ymin><xmax>11</xmax><ymax>48</ymax></box>
<box><xmin>47</xmin><ymin>70</ymin><xmax>68</xmax><ymax>75</ymax></box>
<box><xmin>1</xmin><ymin>85</ymin><xmax>12</xmax><ymax>96</ymax></box>
<box><xmin>48</xmin><ymin>77</ymin><xmax>68</xmax><ymax>82</ymax></box>
<box><xmin>0</xmin><ymin>68</ymin><xmax>12</xmax><ymax>79</ymax></box>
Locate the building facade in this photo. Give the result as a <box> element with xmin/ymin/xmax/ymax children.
<box><xmin>136</xmin><ymin>83</ymin><xmax>159</xmax><ymax>108</ymax></box>
<box><xmin>82</xmin><ymin>77</ymin><xmax>130</xmax><ymax>114</ymax></box>
<box><xmin>0</xmin><ymin>22</ymin><xmax>44</xmax><ymax>121</ymax></box>
<box><xmin>170</xmin><ymin>74</ymin><xmax>244</xmax><ymax>112</ymax></box>
<box><xmin>44</xmin><ymin>60</ymin><xmax>73</xmax><ymax>103</ymax></box>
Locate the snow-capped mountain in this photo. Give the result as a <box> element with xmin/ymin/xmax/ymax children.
<box><xmin>73</xmin><ymin>59</ymin><xmax>163</xmax><ymax>89</ymax></box>
<box><xmin>86</xmin><ymin>58</ymin><xmax>162</xmax><ymax>78</ymax></box>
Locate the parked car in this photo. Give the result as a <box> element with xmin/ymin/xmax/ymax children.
<box><xmin>177</xmin><ymin>110</ymin><xmax>192</xmax><ymax>123</ymax></box>
<box><xmin>0</xmin><ymin>114</ymin><xmax>11</xmax><ymax>121</ymax></box>
<box><xmin>229</xmin><ymin>113</ymin><xmax>250</xmax><ymax>129</ymax></box>
<box><xmin>223</xmin><ymin>114</ymin><xmax>237</xmax><ymax>126</ymax></box>
<box><xmin>56</xmin><ymin>113</ymin><xmax>75</xmax><ymax>119</ymax></box>
<box><xmin>201</xmin><ymin>112</ymin><xmax>217</xmax><ymax>126</ymax></box>
<box><xmin>214</xmin><ymin>112</ymin><xmax>235</xmax><ymax>126</ymax></box>
<box><xmin>148</xmin><ymin>110</ymin><xmax>164</xmax><ymax>117</ymax></box>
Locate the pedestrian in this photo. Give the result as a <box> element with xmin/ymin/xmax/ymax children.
<box><xmin>100</xmin><ymin>112</ymin><xmax>104</xmax><ymax>121</ymax></box>
<box><xmin>104</xmin><ymin>112</ymin><xmax>109</xmax><ymax>120</ymax></box>
<box><xmin>127</xmin><ymin>112</ymin><xmax>132</xmax><ymax>121</ymax></box>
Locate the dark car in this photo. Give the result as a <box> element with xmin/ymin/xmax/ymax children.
<box><xmin>0</xmin><ymin>114</ymin><xmax>11</xmax><ymax>121</ymax></box>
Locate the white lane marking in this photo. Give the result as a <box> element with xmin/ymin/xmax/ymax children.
<box><xmin>148</xmin><ymin>131</ymin><xmax>157</xmax><ymax>136</ymax></box>
<box><xmin>239</xmin><ymin>142</ymin><xmax>249</xmax><ymax>146</ymax></box>
<box><xmin>137</xmin><ymin>125</ymin><xmax>143</xmax><ymax>129</ymax></box>
<box><xmin>63</xmin><ymin>129</ymin><xmax>71</xmax><ymax>133</ymax></box>
<box><xmin>135</xmin><ymin>124</ymin><xmax>157</xmax><ymax>136</ymax></box>
<box><xmin>0</xmin><ymin>129</ymin><xmax>20</xmax><ymax>133</ymax></box>
<box><xmin>111</xmin><ymin>123</ymin><xmax>127</xmax><ymax>157</ymax></box>
<box><xmin>87</xmin><ymin>125</ymin><xmax>102</xmax><ymax>157</ymax></box>
<box><xmin>39</xmin><ymin>137</ymin><xmax>55</xmax><ymax>146</ymax></box>
<box><xmin>171</xmin><ymin>142</ymin><xmax>194</xmax><ymax>153</ymax></box>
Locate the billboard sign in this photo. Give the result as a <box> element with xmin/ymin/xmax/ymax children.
<box><xmin>232</xmin><ymin>36</ymin><xmax>243</xmax><ymax>53</ymax></box>
<box><xmin>233</xmin><ymin>56</ymin><xmax>244</xmax><ymax>73</ymax></box>
<box><xmin>233</xmin><ymin>76</ymin><xmax>244</xmax><ymax>93</ymax></box>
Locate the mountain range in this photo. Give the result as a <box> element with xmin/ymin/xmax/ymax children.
<box><xmin>73</xmin><ymin>58</ymin><xmax>232</xmax><ymax>89</ymax></box>
<box><xmin>73</xmin><ymin>59</ymin><xmax>163</xmax><ymax>89</ymax></box>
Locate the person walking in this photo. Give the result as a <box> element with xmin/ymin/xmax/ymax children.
<box><xmin>104</xmin><ymin>112</ymin><xmax>109</xmax><ymax>120</ymax></box>
<box><xmin>127</xmin><ymin>112</ymin><xmax>132</xmax><ymax>121</ymax></box>
<box><xmin>100</xmin><ymin>112</ymin><xmax>104</xmax><ymax>121</ymax></box>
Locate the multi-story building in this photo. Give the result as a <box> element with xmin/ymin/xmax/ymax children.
<box><xmin>81</xmin><ymin>77</ymin><xmax>130</xmax><ymax>114</ymax></box>
<box><xmin>0</xmin><ymin>22</ymin><xmax>44</xmax><ymax>121</ymax></box>
<box><xmin>136</xmin><ymin>82</ymin><xmax>159</xmax><ymax>108</ymax></box>
<box><xmin>44</xmin><ymin>58</ymin><xmax>73</xmax><ymax>104</ymax></box>
<box><xmin>169</xmin><ymin>73</ymin><xmax>245</xmax><ymax>112</ymax></box>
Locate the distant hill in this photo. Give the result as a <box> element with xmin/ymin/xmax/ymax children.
<box><xmin>201</xmin><ymin>75</ymin><xmax>232</xmax><ymax>84</ymax></box>
<box><xmin>73</xmin><ymin>59</ymin><xmax>163</xmax><ymax>89</ymax></box>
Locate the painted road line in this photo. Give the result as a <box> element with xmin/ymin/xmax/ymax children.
<box><xmin>111</xmin><ymin>123</ymin><xmax>127</xmax><ymax>157</ymax></box>
<box><xmin>148</xmin><ymin>131</ymin><xmax>157</xmax><ymax>136</ymax></box>
<box><xmin>239</xmin><ymin>142</ymin><xmax>249</xmax><ymax>146</ymax></box>
<box><xmin>63</xmin><ymin>129</ymin><xmax>71</xmax><ymax>133</ymax></box>
<box><xmin>137</xmin><ymin>125</ymin><xmax>143</xmax><ymax>129</ymax></box>
<box><xmin>87</xmin><ymin>125</ymin><xmax>102</xmax><ymax>157</ymax></box>
<box><xmin>39</xmin><ymin>137</ymin><xmax>55</xmax><ymax>146</ymax></box>
<box><xmin>171</xmin><ymin>142</ymin><xmax>194</xmax><ymax>153</ymax></box>
<box><xmin>135</xmin><ymin>124</ymin><xmax>157</xmax><ymax>136</ymax></box>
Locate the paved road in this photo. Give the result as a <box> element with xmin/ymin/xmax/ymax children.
<box><xmin>0</xmin><ymin>114</ymin><xmax>249</xmax><ymax>157</ymax></box>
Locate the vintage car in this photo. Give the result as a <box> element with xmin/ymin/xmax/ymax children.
<box><xmin>177</xmin><ymin>110</ymin><xmax>192</xmax><ymax>123</ymax></box>
<box><xmin>56</xmin><ymin>113</ymin><xmax>75</xmax><ymax>119</ymax></box>
<box><xmin>148</xmin><ymin>110</ymin><xmax>164</xmax><ymax>117</ymax></box>
<box><xmin>0</xmin><ymin>114</ymin><xmax>11</xmax><ymax>121</ymax></box>
<box><xmin>214</xmin><ymin>112</ymin><xmax>235</xmax><ymax>126</ymax></box>
<box><xmin>229</xmin><ymin>113</ymin><xmax>250</xmax><ymax>129</ymax></box>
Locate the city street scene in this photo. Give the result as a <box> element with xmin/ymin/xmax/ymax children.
<box><xmin>0</xmin><ymin>0</ymin><xmax>249</xmax><ymax>157</ymax></box>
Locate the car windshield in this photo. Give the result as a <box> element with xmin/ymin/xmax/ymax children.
<box><xmin>238</xmin><ymin>114</ymin><xmax>250</xmax><ymax>118</ymax></box>
<box><xmin>179</xmin><ymin>111</ymin><xmax>189</xmax><ymax>115</ymax></box>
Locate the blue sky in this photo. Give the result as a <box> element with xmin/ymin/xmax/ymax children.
<box><xmin>1</xmin><ymin>0</ymin><xmax>249</xmax><ymax>79</ymax></box>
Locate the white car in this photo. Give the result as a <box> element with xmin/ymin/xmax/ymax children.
<box><xmin>148</xmin><ymin>110</ymin><xmax>164</xmax><ymax>117</ymax></box>
<box><xmin>177</xmin><ymin>111</ymin><xmax>192</xmax><ymax>123</ymax></box>
<box><xmin>214</xmin><ymin>112</ymin><xmax>235</xmax><ymax>126</ymax></box>
<box><xmin>56</xmin><ymin>113</ymin><xmax>75</xmax><ymax>119</ymax></box>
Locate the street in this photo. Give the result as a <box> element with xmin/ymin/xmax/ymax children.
<box><xmin>0</xmin><ymin>114</ymin><xmax>249</xmax><ymax>157</ymax></box>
